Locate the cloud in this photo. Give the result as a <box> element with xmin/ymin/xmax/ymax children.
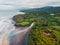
<box><xmin>0</xmin><ymin>5</ymin><xmax>14</xmax><ymax>10</ymax></box>
<box><xmin>0</xmin><ymin>0</ymin><xmax>60</xmax><ymax>10</ymax></box>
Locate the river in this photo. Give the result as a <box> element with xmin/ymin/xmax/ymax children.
<box><xmin>0</xmin><ymin>10</ymin><xmax>32</xmax><ymax>45</ymax></box>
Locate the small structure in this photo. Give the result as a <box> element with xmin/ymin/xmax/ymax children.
<box><xmin>43</xmin><ymin>30</ymin><xmax>51</xmax><ymax>35</ymax></box>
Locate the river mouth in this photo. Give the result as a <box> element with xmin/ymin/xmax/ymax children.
<box><xmin>0</xmin><ymin>10</ymin><xmax>34</xmax><ymax>45</ymax></box>
<box><xmin>10</xmin><ymin>22</ymin><xmax>34</xmax><ymax>45</ymax></box>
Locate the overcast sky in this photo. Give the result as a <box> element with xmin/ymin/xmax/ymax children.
<box><xmin>0</xmin><ymin>0</ymin><xmax>60</xmax><ymax>10</ymax></box>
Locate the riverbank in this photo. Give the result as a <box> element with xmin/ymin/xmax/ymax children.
<box><xmin>10</xmin><ymin>22</ymin><xmax>35</xmax><ymax>45</ymax></box>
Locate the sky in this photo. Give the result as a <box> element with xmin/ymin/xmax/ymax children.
<box><xmin>0</xmin><ymin>0</ymin><xmax>60</xmax><ymax>11</ymax></box>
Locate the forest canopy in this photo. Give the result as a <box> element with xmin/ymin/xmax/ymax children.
<box><xmin>13</xmin><ymin>11</ymin><xmax>60</xmax><ymax>45</ymax></box>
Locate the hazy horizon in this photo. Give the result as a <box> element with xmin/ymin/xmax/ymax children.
<box><xmin>0</xmin><ymin>0</ymin><xmax>60</xmax><ymax>17</ymax></box>
<box><xmin>0</xmin><ymin>0</ymin><xmax>60</xmax><ymax>11</ymax></box>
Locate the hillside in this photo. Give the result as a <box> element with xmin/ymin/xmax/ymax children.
<box><xmin>20</xmin><ymin>6</ymin><xmax>60</xmax><ymax>13</ymax></box>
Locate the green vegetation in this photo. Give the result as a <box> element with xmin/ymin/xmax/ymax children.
<box><xmin>15</xmin><ymin>22</ymin><xmax>30</xmax><ymax>26</ymax></box>
<box><xmin>13</xmin><ymin>11</ymin><xmax>60</xmax><ymax>45</ymax></box>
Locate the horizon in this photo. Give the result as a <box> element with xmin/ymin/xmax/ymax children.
<box><xmin>0</xmin><ymin>0</ymin><xmax>60</xmax><ymax>11</ymax></box>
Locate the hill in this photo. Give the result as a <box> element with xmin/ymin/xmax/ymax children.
<box><xmin>20</xmin><ymin>6</ymin><xmax>60</xmax><ymax>13</ymax></box>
